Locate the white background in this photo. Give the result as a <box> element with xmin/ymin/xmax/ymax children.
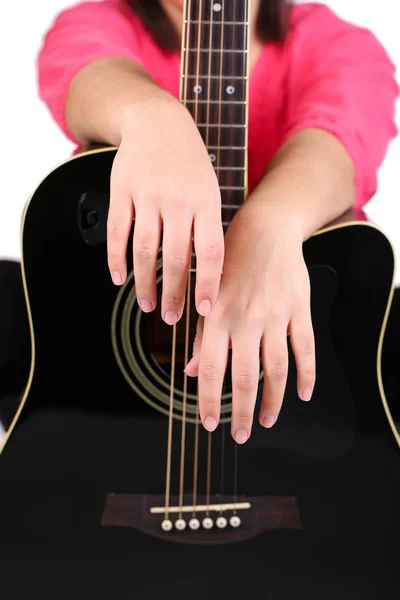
<box><xmin>0</xmin><ymin>0</ymin><xmax>399</xmax><ymax>281</ymax></box>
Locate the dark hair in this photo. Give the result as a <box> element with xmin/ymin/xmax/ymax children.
<box><xmin>127</xmin><ymin>1</ymin><xmax>290</xmax><ymax>51</ymax></box>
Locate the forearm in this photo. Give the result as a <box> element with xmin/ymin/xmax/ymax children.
<box><xmin>65</xmin><ymin>56</ymin><xmax>178</xmax><ymax>146</ymax></box>
<box><xmin>249</xmin><ymin>128</ymin><xmax>356</xmax><ymax>241</ymax></box>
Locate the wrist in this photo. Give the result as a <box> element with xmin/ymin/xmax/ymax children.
<box><xmin>242</xmin><ymin>192</ymin><xmax>307</xmax><ymax>248</ymax></box>
<box><xmin>120</xmin><ymin>88</ymin><xmax>180</xmax><ymax>141</ymax></box>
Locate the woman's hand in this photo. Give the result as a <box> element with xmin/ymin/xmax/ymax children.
<box><xmin>107</xmin><ymin>96</ymin><xmax>224</xmax><ymax>324</ymax></box>
<box><xmin>185</xmin><ymin>195</ymin><xmax>316</xmax><ymax>444</ymax></box>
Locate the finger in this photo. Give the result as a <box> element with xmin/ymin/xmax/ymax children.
<box><xmin>230</xmin><ymin>333</ymin><xmax>261</xmax><ymax>444</ymax></box>
<box><xmin>107</xmin><ymin>190</ymin><xmax>134</xmax><ymax>286</ymax></box>
<box><xmin>259</xmin><ymin>324</ymin><xmax>289</xmax><ymax>429</ymax></box>
<box><xmin>133</xmin><ymin>208</ymin><xmax>161</xmax><ymax>313</ymax></box>
<box><xmin>184</xmin><ymin>317</ymin><xmax>204</xmax><ymax>377</ymax></box>
<box><xmin>161</xmin><ymin>214</ymin><xmax>193</xmax><ymax>325</ymax></box>
<box><xmin>193</xmin><ymin>213</ymin><xmax>224</xmax><ymax>317</ymax></box>
<box><xmin>289</xmin><ymin>311</ymin><xmax>316</xmax><ymax>402</ymax></box>
<box><xmin>198</xmin><ymin>320</ymin><xmax>229</xmax><ymax>432</ymax></box>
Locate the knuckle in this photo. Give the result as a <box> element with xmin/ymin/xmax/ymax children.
<box><xmin>268</xmin><ymin>304</ymin><xmax>288</xmax><ymax>321</ymax></box>
<box><xmin>107</xmin><ymin>220</ymin><xmax>122</xmax><ymax>239</ymax></box>
<box><xmin>107</xmin><ymin>250</ymin><xmax>122</xmax><ymax>263</ymax></box>
<box><xmin>300</xmin><ymin>367</ymin><xmax>316</xmax><ymax>378</ymax></box>
<box><xmin>234</xmin><ymin>413</ymin><xmax>252</xmax><ymax>427</ymax></box>
<box><xmin>163</xmin><ymin>294</ymin><xmax>182</xmax><ymax>308</ymax></box>
<box><xmin>233</xmin><ymin>373</ymin><xmax>256</xmax><ymax>392</ymax></box>
<box><xmin>200</xmin><ymin>364</ymin><xmax>222</xmax><ymax>383</ymax></box>
<box><xmin>302</xmin><ymin>337</ymin><xmax>315</xmax><ymax>356</ymax></box>
<box><xmin>165</xmin><ymin>189</ymin><xmax>187</xmax><ymax>211</ymax></box>
<box><xmin>165</xmin><ymin>254</ymin><xmax>187</xmax><ymax>272</ymax></box>
<box><xmin>201</xmin><ymin>243</ymin><xmax>224</xmax><ymax>262</ymax></box>
<box><xmin>201</xmin><ymin>396</ymin><xmax>219</xmax><ymax>410</ymax></box>
<box><xmin>134</xmin><ymin>245</ymin><xmax>154</xmax><ymax>262</ymax></box>
<box><xmin>267</xmin><ymin>362</ymin><xmax>288</xmax><ymax>381</ymax></box>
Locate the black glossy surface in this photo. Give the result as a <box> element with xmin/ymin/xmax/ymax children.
<box><xmin>0</xmin><ymin>150</ymin><xmax>399</xmax><ymax>599</ymax></box>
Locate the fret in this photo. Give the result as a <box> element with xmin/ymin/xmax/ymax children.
<box><xmin>197</xmin><ymin>124</ymin><xmax>245</xmax><ymax>147</ymax></box>
<box><xmin>214</xmin><ymin>167</ymin><xmax>246</xmax><ymax>171</ymax></box>
<box><xmin>184</xmin><ymin>103</ymin><xmax>246</xmax><ymax>132</ymax></box>
<box><xmin>219</xmin><ymin>186</ymin><xmax>246</xmax><ymax>191</ymax></box>
<box><xmin>183</xmin><ymin>78</ymin><xmax>246</xmax><ymax>103</ymax></box>
<box><xmin>211</xmin><ymin>168</ymin><xmax>245</xmax><ymax>189</ymax></box>
<box><xmin>184</xmin><ymin>100</ymin><xmax>247</xmax><ymax>105</ymax></box>
<box><xmin>221</xmin><ymin>204</ymin><xmax>242</xmax><ymax>209</ymax></box>
<box><xmin>182</xmin><ymin>19</ymin><xmax>247</xmax><ymax>51</ymax></box>
<box><xmin>187</xmin><ymin>1</ymin><xmax>247</xmax><ymax>23</ymax></box>
<box><xmin>196</xmin><ymin>124</ymin><xmax>246</xmax><ymax>128</ymax></box>
<box><xmin>183</xmin><ymin>75</ymin><xmax>247</xmax><ymax>80</ymax></box>
<box><xmin>206</xmin><ymin>147</ymin><xmax>245</xmax><ymax>169</ymax></box>
<box><xmin>184</xmin><ymin>49</ymin><xmax>247</xmax><ymax>54</ymax></box>
<box><xmin>185</xmin><ymin>21</ymin><xmax>249</xmax><ymax>25</ymax></box>
<box><xmin>184</xmin><ymin>52</ymin><xmax>247</xmax><ymax>83</ymax></box>
<box><xmin>207</xmin><ymin>146</ymin><xmax>246</xmax><ymax>150</ymax></box>
<box><xmin>182</xmin><ymin>0</ymin><xmax>250</xmax><ymax>196</ymax></box>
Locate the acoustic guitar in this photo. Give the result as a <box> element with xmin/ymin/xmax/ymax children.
<box><xmin>0</xmin><ymin>1</ymin><xmax>399</xmax><ymax>597</ymax></box>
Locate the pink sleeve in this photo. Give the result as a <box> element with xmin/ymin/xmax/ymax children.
<box><xmin>37</xmin><ymin>0</ymin><xmax>143</xmax><ymax>144</ymax></box>
<box><xmin>282</xmin><ymin>4</ymin><xmax>399</xmax><ymax>213</ymax></box>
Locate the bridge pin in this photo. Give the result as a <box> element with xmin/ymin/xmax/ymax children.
<box><xmin>202</xmin><ymin>517</ymin><xmax>214</xmax><ymax>530</ymax></box>
<box><xmin>229</xmin><ymin>515</ymin><xmax>241</xmax><ymax>528</ymax></box>
<box><xmin>161</xmin><ymin>519</ymin><xmax>173</xmax><ymax>532</ymax></box>
<box><xmin>216</xmin><ymin>516</ymin><xmax>228</xmax><ymax>529</ymax></box>
<box><xmin>175</xmin><ymin>519</ymin><xmax>187</xmax><ymax>531</ymax></box>
<box><xmin>189</xmin><ymin>518</ymin><xmax>200</xmax><ymax>530</ymax></box>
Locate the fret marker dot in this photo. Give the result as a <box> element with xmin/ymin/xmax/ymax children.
<box><xmin>209</xmin><ymin>153</ymin><xmax>216</xmax><ymax>163</ymax></box>
<box><xmin>213</xmin><ymin>3</ymin><xmax>222</xmax><ymax>12</ymax></box>
<box><xmin>194</xmin><ymin>85</ymin><xmax>202</xmax><ymax>94</ymax></box>
<box><xmin>226</xmin><ymin>86</ymin><xmax>235</xmax><ymax>95</ymax></box>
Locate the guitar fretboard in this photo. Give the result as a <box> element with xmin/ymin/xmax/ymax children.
<box><xmin>181</xmin><ymin>0</ymin><xmax>249</xmax><ymax>226</ymax></box>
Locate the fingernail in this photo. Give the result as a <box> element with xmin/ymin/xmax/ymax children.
<box><xmin>198</xmin><ymin>299</ymin><xmax>211</xmax><ymax>316</ymax></box>
<box><xmin>204</xmin><ymin>416</ymin><xmax>217</xmax><ymax>432</ymax></box>
<box><xmin>302</xmin><ymin>387</ymin><xmax>313</xmax><ymax>402</ymax></box>
<box><xmin>164</xmin><ymin>311</ymin><xmax>179</xmax><ymax>325</ymax></box>
<box><xmin>139</xmin><ymin>299</ymin><xmax>153</xmax><ymax>313</ymax></box>
<box><xmin>111</xmin><ymin>271</ymin><xmax>122</xmax><ymax>285</ymax></box>
<box><xmin>234</xmin><ymin>430</ymin><xmax>248</xmax><ymax>444</ymax></box>
<box><xmin>262</xmin><ymin>415</ymin><xmax>276</xmax><ymax>428</ymax></box>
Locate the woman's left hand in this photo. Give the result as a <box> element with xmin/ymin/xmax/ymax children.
<box><xmin>185</xmin><ymin>194</ymin><xmax>316</xmax><ymax>444</ymax></box>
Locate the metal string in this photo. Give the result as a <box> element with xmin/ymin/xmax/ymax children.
<box><xmin>177</xmin><ymin>0</ymin><xmax>194</xmax><ymax>524</ymax></box>
<box><xmin>190</xmin><ymin>0</ymin><xmax>204</xmax><ymax>520</ymax></box>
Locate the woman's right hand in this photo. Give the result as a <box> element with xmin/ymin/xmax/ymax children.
<box><xmin>107</xmin><ymin>96</ymin><xmax>224</xmax><ymax>325</ymax></box>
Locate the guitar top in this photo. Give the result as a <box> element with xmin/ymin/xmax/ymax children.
<box><xmin>0</xmin><ymin>1</ymin><xmax>399</xmax><ymax>598</ymax></box>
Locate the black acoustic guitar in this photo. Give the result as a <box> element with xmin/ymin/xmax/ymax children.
<box><xmin>0</xmin><ymin>1</ymin><xmax>399</xmax><ymax>598</ymax></box>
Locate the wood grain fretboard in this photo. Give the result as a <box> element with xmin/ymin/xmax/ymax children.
<box><xmin>181</xmin><ymin>0</ymin><xmax>250</xmax><ymax>230</ymax></box>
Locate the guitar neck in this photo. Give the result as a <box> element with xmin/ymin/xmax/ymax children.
<box><xmin>181</xmin><ymin>0</ymin><xmax>250</xmax><ymax>219</ymax></box>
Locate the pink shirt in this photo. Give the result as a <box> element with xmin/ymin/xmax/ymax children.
<box><xmin>38</xmin><ymin>0</ymin><xmax>399</xmax><ymax>217</ymax></box>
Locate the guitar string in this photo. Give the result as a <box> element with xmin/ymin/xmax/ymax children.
<box><xmin>164</xmin><ymin>323</ymin><xmax>177</xmax><ymax>522</ymax></box>
<box><xmin>233</xmin><ymin>0</ymin><xmax>250</xmax><ymax>515</ymax></box>
<box><xmin>204</xmin><ymin>0</ymin><xmax>215</xmax><ymax>519</ymax></box>
<box><xmin>177</xmin><ymin>0</ymin><xmax>193</xmax><ymax>523</ymax></box>
<box><xmin>191</xmin><ymin>0</ymin><xmax>203</xmax><ymax>522</ymax></box>
<box><xmin>216</xmin><ymin>0</ymin><xmax>226</xmax><ymax>519</ymax></box>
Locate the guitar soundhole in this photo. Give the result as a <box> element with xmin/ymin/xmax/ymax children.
<box><xmin>111</xmin><ymin>267</ymin><xmax>234</xmax><ymax>422</ymax></box>
<box><xmin>142</xmin><ymin>271</ymin><xmax>233</xmax><ymax>399</ymax></box>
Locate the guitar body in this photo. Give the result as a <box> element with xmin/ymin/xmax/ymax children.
<box><xmin>0</xmin><ymin>148</ymin><xmax>399</xmax><ymax>599</ymax></box>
